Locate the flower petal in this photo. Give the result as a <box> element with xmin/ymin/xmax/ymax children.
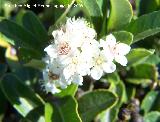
<box><xmin>115</xmin><ymin>55</ymin><xmax>128</xmax><ymax>66</ymax></box>
<box><xmin>116</xmin><ymin>43</ymin><xmax>131</xmax><ymax>55</ymax></box>
<box><xmin>72</xmin><ymin>74</ymin><xmax>83</xmax><ymax>85</ymax></box>
<box><xmin>44</xmin><ymin>45</ymin><xmax>57</xmax><ymax>58</ymax></box>
<box><xmin>106</xmin><ymin>34</ymin><xmax>117</xmax><ymax>46</ymax></box>
<box><xmin>90</xmin><ymin>66</ymin><xmax>103</xmax><ymax>80</ymax></box>
<box><xmin>45</xmin><ymin>82</ymin><xmax>61</xmax><ymax>94</ymax></box>
<box><xmin>63</xmin><ymin>64</ymin><xmax>75</xmax><ymax>80</ymax></box>
<box><xmin>102</xmin><ymin>62</ymin><xmax>116</xmax><ymax>73</ymax></box>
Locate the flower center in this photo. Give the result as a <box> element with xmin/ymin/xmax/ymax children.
<box><xmin>96</xmin><ymin>57</ymin><xmax>103</xmax><ymax>65</ymax></box>
<box><xmin>58</xmin><ymin>42</ymin><xmax>71</xmax><ymax>55</ymax></box>
<box><xmin>72</xmin><ymin>57</ymin><xmax>78</xmax><ymax>64</ymax></box>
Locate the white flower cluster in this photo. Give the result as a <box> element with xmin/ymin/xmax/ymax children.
<box><xmin>42</xmin><ymin>18</ymin><xmax>131</xmax><ymax>94</ymax></box>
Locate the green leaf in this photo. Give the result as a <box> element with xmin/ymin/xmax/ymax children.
<box><xmin>127</xmin><ymin>64</ymin><xmax>158</xmax><ymax>81</ymax></box>
<box><xmin>107</xmin><ymin>0</ymin><xmax>133</xmax><ymax>31</ymax></box>
<box><xmin>107</xmin><ymin>71</ymin><xmax>120</xmax><ymax>84</ymax></box>
<box><xmin>22</xmin><ymin>106</ymin><xmax>45</xmax><ymax>122</ymax></box>
<box><xmin>0</xmin><ymin>64</ymin><xmax>7</xmax><ymax>78</ymax></box>
<box><xmin>77</xmin><ymin>0</ymin><xmax>103</xmax><ymax>33</ymax></box>
<box><xmin>125</xmin><ymin>10</ymin><xmax>160</xmax><ymax>43</ymax></box>
<box><xmin>18</xmin><ymin>47</ymin><xmax>43</xmax><ymax>63</ymax></box>
<box><xmin>78</xmin><ymin>90</ymin><xmax>117</xmax><ymax>122</ymax></box>
<box><xmin>55</xmin><ymin>0</ymin><xmax>72</xmax><ymax>5</ymax></box>
<box><xmin>141</xmin><ymin>91</ymin><xmax>159</xmax><ymax>114</ymax></box>
<box><xmin>144</xmin><ymin>111</ymin><xmax>160</xmax><ymax>122</ymax></box>
<box><xmin>0</xmin><ymin>74</ymin><xmax>43</xmax><ymax>117</ymax></box>
<box><xmin>126</xmin><ymin>63</ymin><xmax>158</xmax><ymax>85</ymax></box>
<box><xmin>125</xmin><ymin>85</ymin><xmax>136</xmax><ymax>101</ymax></box>
<box><xmin>113</xmin><ymin>31</ymin><xmax>133</xmax><ymax>45</ymax></box>
<box><xmin>45</xmin><ymin>96</ymin><xmax>82</xmax><ymax>122</ymax></box>
<box><xmin>24</xmin><ymin>59</ymin><xmax>46</xmax><ymax>70</ymax></box>
<box><xmin>98</xmin><ymin>81</ymin><xmax>127</xmax><ymax>122</ymax></box>
<box><xmin>16</xmin><ymin>10</ymin><xmax>49</xmax><ymax>47</ymax></box>
<box><xmin>55</xmin><ymin>84</ymin><xmax>78</xmax><ymax>98</ymax></box>
<box><xmin>0</xmin><ymin>32</ymin><xmax>14</xmax><ymax>46</ymax></box>
<box><xmin>139</xmin><ymin>0</ymin><xmax>160</xmax><ymax>16</ymax></box>
<box><xmin>0</xmin><ymin>89</ymin><xmax>7</xmax><ymax>116</ymax></box>
<box><xmin>127</xmin><ymin>48</ymin><xmax>154</xmax><ymax>66</ymax></box>
<box><xmin>143</xmin><ymin>54</ymin><xmax>160</xmax><ymax>65</ymax></box>
<box><xmin>126</xmin><ymin>78</ymin><xmax>152</xmax><ymax>85</ymax></box>
<box><xmin>0</xmin><ymin>20</ymin><xmax>42</xmax><ymax>51</ymax></box>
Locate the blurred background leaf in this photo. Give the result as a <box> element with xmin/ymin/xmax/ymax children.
<box><xmin>0</xmin><ymin>74</ymin><xmax>43</xmax><ymax>117</ymax></box>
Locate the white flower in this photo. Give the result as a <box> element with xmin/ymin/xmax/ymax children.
<box><xmin>42</xmin><ymin>68</ymin><xmax>61</xmax><ymax>94</ymax></box>
<box><xmin>90</xmin><ymin>49</ymin><xmax>116</xmax><ymax>80</ymax></box>
<box><xmin>43</xmin><ymin>82</ymin><xmax>61</xmax><ymax>94</ymax></box>
<box><xmin>66</xmin><ymin>18</ymin><xmax>96</xmax><ymax>40</ymax></box>
<box><xmin>100</xmin><ymin>34</ymin><xmax>131</xmax><ymax>66</ymax></box>
<box><xmin>42</xmin><ymin>17</ymin><xmax>131</xmax><ymax>94</ymax></box>
<box><xmin>63</xmin><ymin>50</ymin><xmax>90</xmax><ymax>85</ymax></box>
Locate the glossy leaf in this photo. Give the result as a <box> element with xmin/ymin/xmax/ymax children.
<box><xmin>126</xmin><ymin>64</ymin><xmax>158</xmax><ymax>85</ymax></box>
<box><xmin>125</xmin><ymin>10</ymin><xmax>160</xmax><ymax>43</ymax></box>
<box><xmin>99</xmin><ymin>81</ymin><xmax>127</xmax><ymax>122</ymax></box>
<box><xmin>127</xmin><ymin>64</ymin><xmax>158</xmax><ymax>81</ymax></box>
<box><xmin>0</xmin><ymin>74</ymin><xmax>43</xmax><ymax>117</ymax></box>
<box><xmin>45</xmin><ymin>96</ymin><xmax>82</xmax><ymax>122</ymax></box>
<box><xmin>144</xmin><ymin>111</ymin><xmax>160</xmax><ymax>122</ymax></box>
<box><xmin>113</xmin><ymin>31</ymin><xmax>133</xmax><ymax>45</ymax></box>
<box><xmin>141</xmin><ymin>91</ymin><xmax>159</xmax><ymax>114</ymax></box>
<box><xmin>78</xmin><ymin>90</ymin><xmax>117</xmax><ymax>122</ymax></box>
<box><xmin>143</xmin><ymin>54</ymin><xmax>160</xmax><ymax>65</ymax></box>
<box><xmin>126</xmin><ymin>78</ymin><xmax>151</xmax><ymax>85</ymax></box>
<box><xmin>0</xmin><ymin>19</ymin><xmax>42</xmax><ymax>51</ymax></box>
<box><xmin>16</xmin><ymin>10</ymin><xmax>49</xmax><ymax>47</ymax></box>
<box><xmin>22</xmin><ymin>106</ymin><xmax>45</xmax><ymax>122</ymax></box>
<box><xmin>107</xmin><ymin>0</ymin><xmax>133</xmax><ymax>31</ymax></box>
<box><xmin>127</xmin><ymin>48</ymin><xmax>154</xmax><ymax>66</ymax></box>
<box><xmin>55</xmin><ymin>84</ymin><xmax>78</xmax><ymax>98</ymax></box>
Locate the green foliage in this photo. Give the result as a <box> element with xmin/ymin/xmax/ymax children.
<box><xmin>125</xmin><ymin>10</ymin><xmax>160</xmax><ymax>43</ymax></box>
<box><xmin>0</xmin><ymin>74</ymin><xmax>43</xmax><ymax>117</ymax></box>
<box><xmin>0</xmin><ymin>64</ymin><xmax>7</xmax><ymax>78</ymax></box>
<box><xmin>78</xmin><ymin>90</ymin><xmax>117</xmax><ymax>122</ymax></box>
<box><xmin>55</xmin><ymin>84</ymin><xmax>78</xmax><ymax>97</ymax></box>
<box><xmin>0</xmin><ymin>0</ymin><xmax>160</xmax><ymax>121</ymax></box>
<box><xmin>144</xmin><ymin>111</ymin><xmax>160</xmax><ymax>122</ymax></box>
<box><xmin>141</xmin><ymin>91</ymin><xmax>159</xmax><ymax>114</ymax></box>
<box><xmin>23</xmin><ymin>106</ymin><xmax>45</xmax><ymax>122</ymax></box>
<box><xmin>127</xmin><ymin>48</ymin><xmax>154</xmax><ymax>66</ymax></box>
<box><xmin>0</xmin><ymin>20</ymin><xmax>42</xmax><ymax>50</ymax></box>
<box><xmin>45</xmin><ymin>96</ymin><xmax>81</xmax><ymax>122</ymax></box>
<box><xmin>56</xmin><ymin>0</ymin><xmax>73</xmax><ymax>5</ymax></box>
<box><xmin>139</xmin><ymin>0</ymin><xmax>160</xmax><ymax>16</ymax></box>
<box><xmin>107</xmin><ymin>0</ymin><xmax>133</xmax><ymax>31</ymax></box>
<box><xmin>16</xmin><ymin>10</ymin><xmax>49</xmax><ymax>47</ymax></box>
<box><xmin>126</xmin><ymin>64</ymin><xmax>158</xmax><ymax>85</ymax></box>
<box><xmin>113</xmin><ymin>31</ymin><xmax>133</xmax><ymax>45</ymax></box>
<box><xmin>100</xmin><ymin>81</ymin><xmax>127</xmax><ymax>122</ymax></box>
<box><xmin>24</xmin><ymin>59</ymin><xmax>46</xmax><ymax>70</ymax></box>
